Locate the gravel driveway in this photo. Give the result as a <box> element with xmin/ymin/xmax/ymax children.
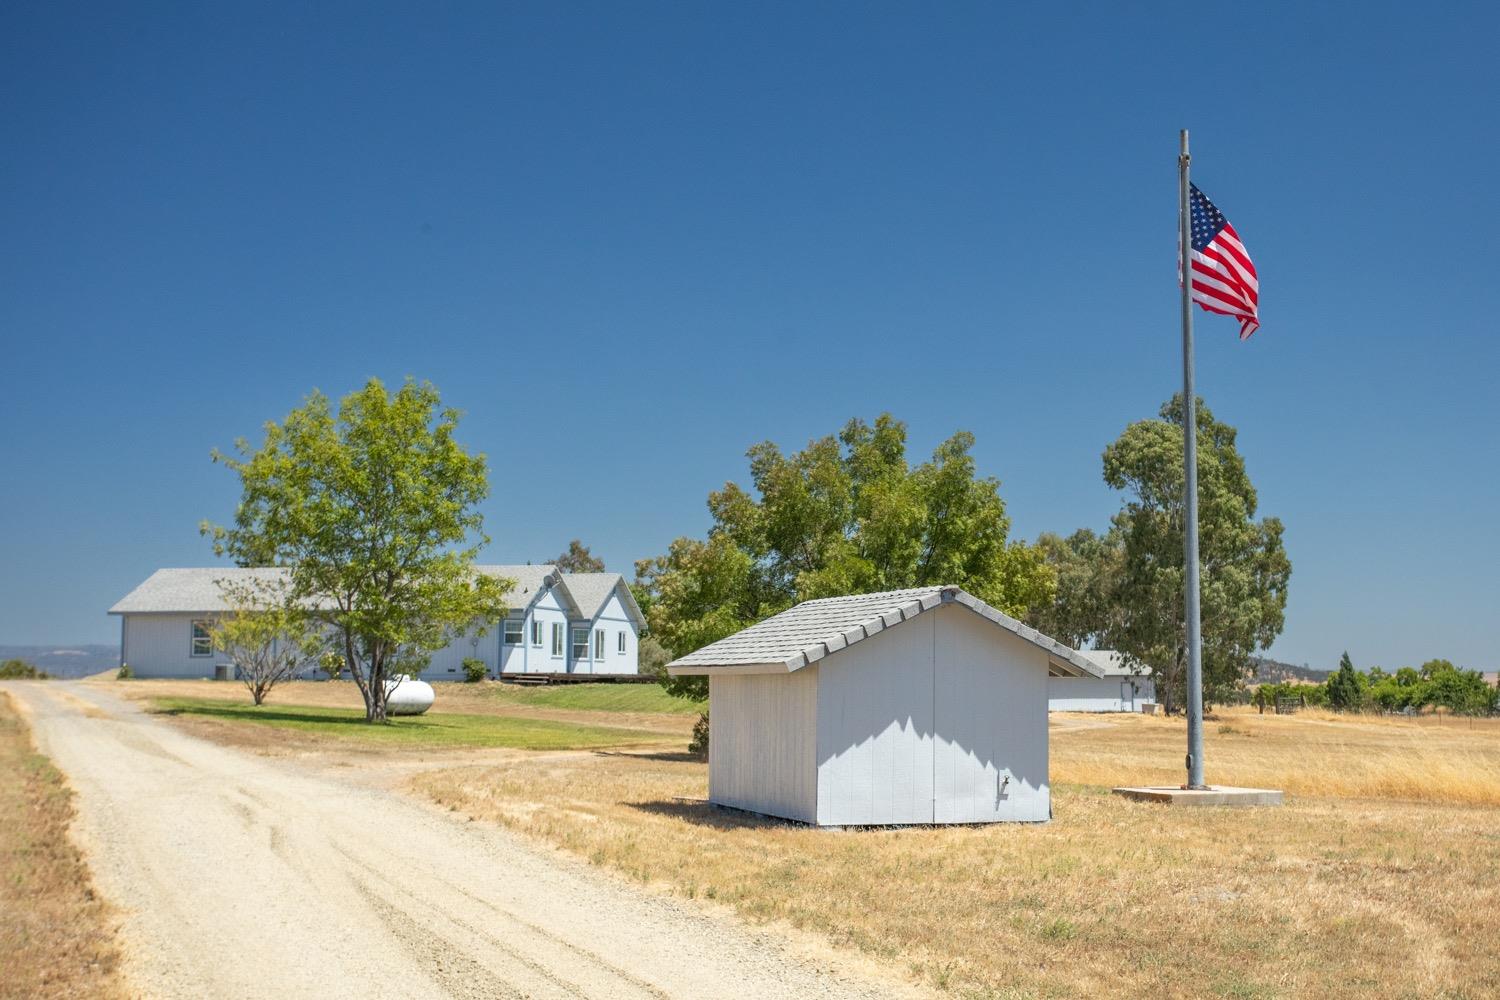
<box><xmin>8</xmin><ymin>682</ymin><xmax>919</xmax><ymax>1000</ymax></box>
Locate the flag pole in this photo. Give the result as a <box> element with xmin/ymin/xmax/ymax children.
<box><xmin>1179</xmin><ymin>129</ymin><xmax>1207</xmax><ymax>789</ymax></box>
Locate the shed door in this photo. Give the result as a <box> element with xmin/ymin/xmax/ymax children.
<box><xmin>1120</xmin><ymin>681</ymin><xmax>1135</xmax><ymax>711</ymax></box>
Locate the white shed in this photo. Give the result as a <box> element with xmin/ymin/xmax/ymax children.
<box><xmin>1047</xmin><ymin>650</ymin><xmax>1156</xmax><ymax>713</ymax></box>
<box><xmin>666</xmin><ymin>586</ymin><xmax>1104</xmax><ymax>826</ymax></box>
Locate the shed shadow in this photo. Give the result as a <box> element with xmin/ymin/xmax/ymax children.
<box><xmin>591</xmin><ymin>750</ymin><xmax>704</xmax><ymax>764</ymax></box>
<box><xmin>628</xmin><ymin>798</ymin><xmax>801</xmax><ymax>831</ymax></box>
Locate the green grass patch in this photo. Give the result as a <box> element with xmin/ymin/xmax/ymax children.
<box><xmin>485</xmin><ymin>681</ymin><xmax>699</xmax><ymax>714</ymax></box>
<box><xmin>151</xmin><ymin>697</ymin><xmax>664</xmax><ymax>750</ymax></box>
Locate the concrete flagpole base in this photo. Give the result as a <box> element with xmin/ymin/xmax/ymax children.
<box><xmin>1111</xmin><ymin>786</ymin><xmax>1284</xmax><ymax>807</ymax></box>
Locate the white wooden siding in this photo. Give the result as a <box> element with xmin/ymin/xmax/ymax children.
<box><xmin>509</xmin><ymin>590</ymin><xmax>569</xmax><ymax>674</ymax></box>
<box><xmin>586</xmin><ymin>591</ymin><xmax>639</xmax><ymax>675</ymax></box>
<box><xmin>498</xmin><ymin>613</ymin><xmax>530</xmax><ymax>673</ymax></box>
<box><xmin>814</xmin><ymin>612</ymin><xmax>937</xmax><ymax>826</ymax></box>
<box><xmin>121</xmin><ymin>613</ymin><xmax>234</xmax><ymax>678</ymax></box>
<box><xmin>932</xmin><ymin>606</ymin><xmax>1050</xmax><ymax>822</ymax></box>
<box><xmin>1048</xmin><ymin>675</ymin><xmax>1154</xmax><ymax>712</ymax></box>
<box><xmin>709</xmin><ymin>670</ymin><xmax>818</xmax><ymax>823</ymax></box>
<box><xmin>418</xmin><ymin>623</ymin><xmax>500</xmax><ymax>681</ymax></box>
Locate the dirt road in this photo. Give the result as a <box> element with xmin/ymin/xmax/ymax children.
<box><xmin>7</xmin><ymin>682</ymin><xmax>918</xmax><ymax>1000</ymax></box>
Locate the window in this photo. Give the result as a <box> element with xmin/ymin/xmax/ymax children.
<box><xmin>503</xmin><ymin>620</ymin><xmax>523</xmax><ymax>645</ymax></box>
<box><xmin>190</xmin><ymin>619</ymin><xmax>213</xmax><ymax>657</ymax></box>
<box><xmin>594</xmin><ymin>629</ymin><xmax>605</xmax><ymax>660</ymax></box>
<box><xmin>572</xmin><ymin>628</ymin><xmax>589</xmax><ymax>661</ymax></box>
<box><xmin>551</xmin><ymin>622</ymin><xmax>564</xmax><ymax>657</ymax></box>
<box><xmin>617</xmin><ymin>631</ymin><xmax>626</xmax><ymax>654</ymax></box>
<box><xmin>530</xmin><ymin>620</ymin><xmax>542</xmax><ymax>647</ymax></box>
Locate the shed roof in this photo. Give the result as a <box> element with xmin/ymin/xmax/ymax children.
<box><xmin>666</xmin><ymin>586</ymin><xmax>1104</xmax><ymax>678</ymax></box>
<box><xmin>109</xmin><ymin>564</ymin><xmax>602</xmax><ymax>616</ymax></box>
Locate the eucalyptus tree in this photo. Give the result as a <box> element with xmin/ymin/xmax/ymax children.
<box><xmin>1100</xmin><ymin>395</ymin><xmax>1291</xmax><ymax>713</ymax></box>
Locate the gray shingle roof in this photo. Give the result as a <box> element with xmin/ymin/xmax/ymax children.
<box><xmin>108</xmin><ymin>568</ymin><xmax>294</xmax><ymax>613</ymax></box>
<box><xmin>1075</xmin><ymin>650</ymin><xmax>1152</xmax><ymax>677</ymax></box>
<box><xmin>667</xmin><ymin>586</ymin><xmax>1103</xmax><ymax>677</ymax></box>
<box><xmin>111</xmin><ymin>564</ymin><xmax>571</xmax><ymax>615</ymax></box>
<box><xmin>555</xmin><ymin>573</ymin><xmax>645</xmax><ymax>627</ymax></box>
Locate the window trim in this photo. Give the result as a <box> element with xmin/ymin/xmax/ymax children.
<box><xmin>190</xmin><ymin>619</ymin><xmax>213</xmax><ymax>657</ymax></box>
<box><xmin>550</xmin><ymin>622</ymin><xmax>564</xmax><ymax>658</ymax></box>
<box><xmin>530</xmin><ymin>620</ymin><xmax>543</xmax><ymax>647</ymax></box>
<box><xmin>617</xmin><ymin>630</ymin><xmax>626</xmax><ymax>654</ymax></box>
<box><xmin>572</xmin><ymin>627</ymin><xmax>590</xmax><ymax>661</ymax></box>
<box><xmin>502</xmin><ymin>619</ymin><xmax>523</xmax><ymax>646</ymax></box>
<box><xmin>594</xmin><ymin>628</ymin><xmax>605</xmax><ymax>660</ymax></box>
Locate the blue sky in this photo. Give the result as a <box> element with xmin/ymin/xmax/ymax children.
<box><xmin>2</xmin><ymin>3</ymin><xmax>1496</xmax><ymax>672</ymax></box>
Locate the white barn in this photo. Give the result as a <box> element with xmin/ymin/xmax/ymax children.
<box><xmin>1047</xmin><ymin>650</ymin><xmax>1155</xmax><ymax>713</ymax></box>
<box><xmin>667</xmin><ymin>586</ymin><xmax>1104</xmax><ymax>826</ymax></box>
<box><xmin>109</xmin><ymin>565</ymin><xmax>645</xmax><ymax>681</ymax></box>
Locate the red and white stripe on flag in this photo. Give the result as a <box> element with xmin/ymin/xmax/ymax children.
<box><xmin>1186</xmin><ymin>183</ymin><xmax>1259</xmax><ymax>339</ymax></box>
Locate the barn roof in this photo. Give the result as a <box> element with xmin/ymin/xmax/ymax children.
<box><xmin>1074</xmin><ymin>650</ymin><xmax>1153</xmax><ymax>677</ymax></box>
<box><xmin>666</xmin><ymin>586</ymin><xmax>1105</xmax><ymax>678</ymax></box>
<box><xmin>108</xmin><ymin>564</ymin><xmax>614</xmax><ymax>617</ymax></box>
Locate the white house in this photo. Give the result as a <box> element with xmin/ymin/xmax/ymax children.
<box><xmin>667</xmin><ymin>586</ymin><xmax>1104</xmax><ymax>826</ymax></box>
<box><xmin>1047</xmin><ymin>650</ymin><xmax>1155</xmax><ymax>713</ymax></box>
<box><xmin>108</xmin><ymin>565</ymin><xmax>645</xmax><ymax>681</ymax></box>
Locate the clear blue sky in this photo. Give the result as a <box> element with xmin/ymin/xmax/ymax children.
<box><xmin>3</xmin><ymin>2</ymin><xmax>1496</xmax><ymax>672</ymax></box>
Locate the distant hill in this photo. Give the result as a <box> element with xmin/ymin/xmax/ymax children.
<box><xmin>0</xmin><ymin>645</ymin><xmax>119</xmax><ymax>678</ymax></box>
<box><xmin>1250</xmin><ymin>655</ymin><xmax>1329</xmax><ymax>684</ymax></box>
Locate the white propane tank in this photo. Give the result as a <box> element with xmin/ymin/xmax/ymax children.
<box><xmin>383</xmin><ymin>675</ymin><xmax>435</xmax><ymax>716</ymax></box>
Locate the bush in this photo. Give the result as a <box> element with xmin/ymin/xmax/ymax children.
<box><xmin>688</xmin><ymin>711</ymin><xmax>710</xmax><ymax>758</ymax></box>
<box><xmin>0</xmin><ymin>659</ymin><xmax>46</xmax><ymax>679</ymax></box>
<box><xmin>116</xmin><ymin>663</ymin><xmax>134</xmax><ymax>680</ymax></box>
<box><xmin>462</xmin><ymin>658</ymin><xmax>488</xmax><ymax>683</ymax></box>
<box><xmin>319</xmin><ymin>650</ymin><xmax>344</xmax><ymax>680</ymax></box>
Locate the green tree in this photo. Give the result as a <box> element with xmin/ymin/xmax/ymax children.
<box><xmin>1421</xmin><ymin>659</ymin><xmax>1494</xmax><ymax>715</ymax></box>
<box><xmin>1326</xmin><ymin>651</ymin><xmax>1364</xmax><ymax>711</ymax></box>
<box><xmin>1027</xmin><ymin>528</ymin><xmax>1124</xmax><ymax>649</ymax></box>
<box><xmin>552</xmin><ymin>540</ymin><xmax>605</xmax><ymax>573</ymax></box>
<box><xmin>636</xmin><ymin>414</ymin><xmax>1054</xmax><ymax>703</ymax></box>
<box><xmin>203</xmin><ymin>378</ymin><xmax>511</xmax><ymax>722</ymax></box>
<box><xmin>209</xmin><ymin>576</ymin><xmax>324</xmax><ymax>705</ymax></box>
<box><xmin>0</xmin><ymin>659</ymin><xmax>46</xmax><ymax>679</ymax></box>
<box><xmin>1100</xmin><ymin>395</ymin><xmax>1291</xmax><ymax>714</ymax></box>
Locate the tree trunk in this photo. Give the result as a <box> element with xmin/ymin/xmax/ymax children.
<box><xmin>366</xmin><ymin>641</ymin><xmax>388</xmax><ymax>723</ymax></box>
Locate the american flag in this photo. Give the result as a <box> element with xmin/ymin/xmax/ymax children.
<box><xmin>1187</xmin><ymin>183</ymin><xmax>1259</xmax><ymax>339</ymax></box>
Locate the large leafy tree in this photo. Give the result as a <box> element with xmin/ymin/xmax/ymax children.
<box><xmin>203</xmin><ymin>379</ymin><xmax>510</xmax><ymax>721</ymax></box>
<box><xmin>1099</xmin><ymin>395</ymin><xmax>1291</xmax><ymax>713</ymax></box>
<box><xmin>1028</xmin><ymin>528</ymin><xmax>1125</xmax><ymax>649</ymax></box>
<box><xmin>637</xmin><ymin>414</ymin><xmax>1054</xmax><ymax>700</ymax></box>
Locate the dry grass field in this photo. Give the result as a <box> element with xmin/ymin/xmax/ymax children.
<box><xmin>0</xmin><ymin>691</ymin><xmax>123</xmax><ymax>1000</ymax></box>
<box><xmin>411</xmin><ymin>707</ymin><xmax>1500</xmax><ymax>1000</ymax></box>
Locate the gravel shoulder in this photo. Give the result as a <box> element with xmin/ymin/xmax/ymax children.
<box><xmin>7</xmin><ymin>681</ymin><xmax>922</xmax><ymax>1000</ymax></box>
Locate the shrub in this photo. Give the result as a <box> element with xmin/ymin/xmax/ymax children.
<box><xmin>116</xmin><ymin>664</ymin><xmax>134</xmax><ymax>680</ymax></box>
<box><xmin>0</xmin><ymin>659</ymin><xmax>46</xmax><ymax>679</ymax></box>
<box><xmin>462</xmin><ymin>658</ymin><xmax>488</xmax><ymax>683</ymax></box>
<box><xmin>688</xmin><ymin>711</ymin><xmax>710</xmax><ymax>758</ymax></box>
<box><xmin>319</xmin><ymin>650</ymin><xmax>344</xmax><ymax>680</ymax></box>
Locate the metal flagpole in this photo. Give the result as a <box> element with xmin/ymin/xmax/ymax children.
<box><xmin>1179</xmin><ymin>129</ymin><xmax>1207</xmax><ymax>789</ymax></box>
